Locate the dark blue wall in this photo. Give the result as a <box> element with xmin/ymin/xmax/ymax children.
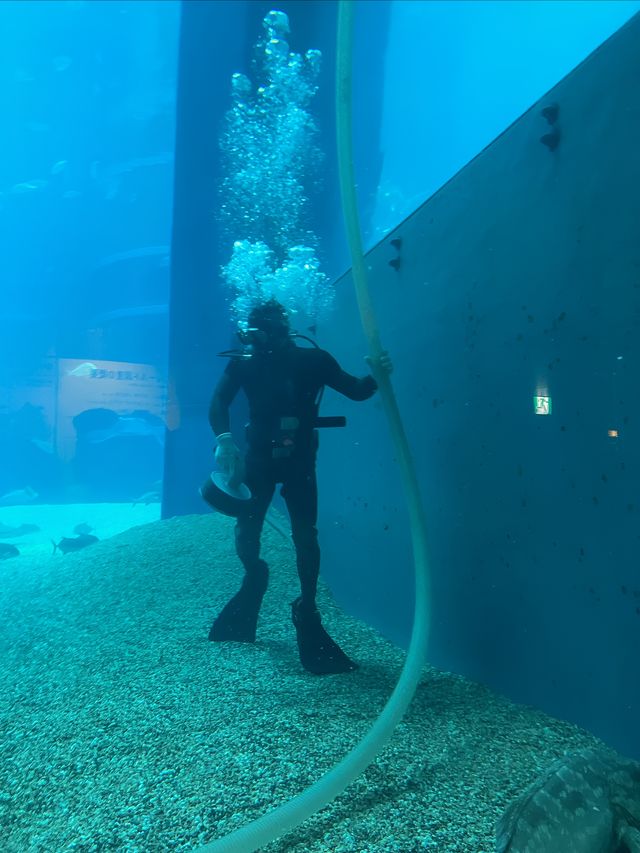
<box><xmin>317</xmin><ymin>15</ymin><xmax>640</xmax><ymax>758</ymax></box>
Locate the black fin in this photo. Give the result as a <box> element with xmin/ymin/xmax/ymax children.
<box><xmin>291</xmin><ymin>598</ymin><xmax>358</xmax><ymax>675</ymax></box>
<box><xmin>210</xmin><ymin>563</ymin><xmax>268</xmax><ymax>643</ymax></box>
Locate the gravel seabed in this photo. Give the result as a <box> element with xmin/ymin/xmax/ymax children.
<box><xmin>0</xmin><ymin>507</ymin><xmax>606</xmax><ymax>852</ymax></box>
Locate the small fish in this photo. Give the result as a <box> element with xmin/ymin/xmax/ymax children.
<box><xmin>52</xmin><ymin>534</ymin><xmax>99</xmax><ymax>555</ymax></box>
<box><xmin>0</xmin><ymin>487</ymin><xmax>38</xmax><ymax>506</ymax></box>
<box><xmin>132</xmin><ymin>490</ymin><xmax>161</xmax><ymax>506</ymax></box>
<box><xmin>66</xmin><ymin>362</ymin><xmax>97</xmax><ymax>377</ymax></box>
<box><xmin>0</xmin><ymin>544</ymin><xmax>20</xmax><ymax>560</ymax></box>
<box><xmin>51</xmin><ymin>160</ymin><xmax>68</xmax><ymax>175</ymax></box>
<box><xmin>0</xmin><ymin>523</ymin><xmax>40</xmax><ymax>537</ymax></box>
<box><xmin>73</xmin><ymin>522</ymin><xmax>94</xmax><ymax>536</ymax></box>
<box><xmin>106</xmin><ymin>152</ymin><xmax>173</xmax><ymax>177</ymax></box>
<box><xmin>53</xmin><ymin>55</ymin><xmax>72</xmax><ymax>72</ymax></box>
<box><xmin>11</xmin><ymin>179</ymin><xmax>48</xmax><ymax>194</ymax></box>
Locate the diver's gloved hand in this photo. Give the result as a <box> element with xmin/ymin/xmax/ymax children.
<box><xmin>365</xmin><ymin>350</ymin><xmax>393</xmax><ymax>376</ymax></box>
<box><xmin>214</xmin><ymin>433</ymin><xmax>245</xmax><ymax>488</ymax></box>
<box><xmin>379</xmin><ymin>350</ymin><xmax>393</xmax><ymax>374</ymax></box>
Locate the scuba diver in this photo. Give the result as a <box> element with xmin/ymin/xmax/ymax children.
<box><xmin>208</xmin><ymin>298</ymin><xmax>391</xmax><ymax>675</ymax></box>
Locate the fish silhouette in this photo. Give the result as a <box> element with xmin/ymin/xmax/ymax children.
<box><xmin>0</xmin><ymin>544</ymin><xmax>19</xmax><ymax>560</ymax></box>
<box><xmin>0</xmin><ymin>487</ymin><xmax>38</xmax><ymax>506</ymax></box>
<box><xmin>496</xmin><ymin>747</ymin><xmax>640</xmax><ymax>852</ymax></box>
<box><xmin>52</xmin><ymin>534</ymin><xmax>99</xmax><ymax>555</ymax></box>
<box><xmin>0</xmin><ymin>523</ymin><xmax>39</xmax><ymax>537</ymax></box>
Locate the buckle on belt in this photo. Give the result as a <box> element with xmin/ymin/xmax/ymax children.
<box><xmin>271</xmin><ymin>416</ymin><xmax>299</xmax><ymax>458</ymax></box>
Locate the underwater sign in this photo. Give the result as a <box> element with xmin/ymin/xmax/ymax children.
<box><xmin>56</xmin><ymin>358</ymin><xmax>166</xmax><ymax>461</ymax></box>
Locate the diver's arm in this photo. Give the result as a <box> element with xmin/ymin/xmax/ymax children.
<box><xmin>208</xmin><ymin>369</ymin><xmax>241</xmax><ymax>435</ymax></box>
<box><xmin>321</xmin><ymin>352</ymin><xmax>378</xmax><ymax>401</ymax></box>
<box><xmin>209</xmin><ymin>363</ymin><xmax>245</xmax><ymax>487</ymax></box>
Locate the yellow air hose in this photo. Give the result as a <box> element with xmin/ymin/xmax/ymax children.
<box><xmin>197</xmin><ymin>3</ymin><xmax>431</xmax><ymax>850</ymax></box>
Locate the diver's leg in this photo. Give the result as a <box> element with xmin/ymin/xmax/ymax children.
<box><xmin>282</xmin><ymin>464</ymin><xmax>358</xmax><ymax>675</ymax></box>
<box><xmin>286</xmin><ymin>468</ymin><xmax>320</xmax><ymax>609</ymax></box>
<box><xmin>209</xmin><ymin>459</ymin><xmax>274</xmax><ymax>643</ymax></box>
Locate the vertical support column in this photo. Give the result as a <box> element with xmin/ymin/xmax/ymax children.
<box><xmin>162</xmin><ymin>0</ymin><xmax>250</xmax><ymax>518</ymax></box>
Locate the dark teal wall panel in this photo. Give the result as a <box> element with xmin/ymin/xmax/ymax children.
<box><xmin>317</xmin><ymin>13</ymin><xmax>640</xmax><ymax>758</ymax></box>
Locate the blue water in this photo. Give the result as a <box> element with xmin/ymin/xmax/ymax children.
<box><xmin>1</xmin><ymin>1</ymin><xmax>639</xmax><ymax>850</ymax></box>
<box><xmin>0</xmin><ymin>0</ymin><xmax>178</xmax><ymax>503</ymax></box>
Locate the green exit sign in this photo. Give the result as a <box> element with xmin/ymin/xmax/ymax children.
<box><xmin>534</xmin><ymin>395</ymin><xmax>552</xmax><ymax>415</ymax></box>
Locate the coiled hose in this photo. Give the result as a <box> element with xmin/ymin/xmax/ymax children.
<box><xmin>196</xmin><ymin>3</ymin><xmax>431</xmax><ymax>849</ymax></box>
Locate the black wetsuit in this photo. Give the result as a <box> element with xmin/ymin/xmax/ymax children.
<box><xmin>208</xmin><ymin>341</ymin><xmax>377</xmax><ymax>605</ymax></box>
